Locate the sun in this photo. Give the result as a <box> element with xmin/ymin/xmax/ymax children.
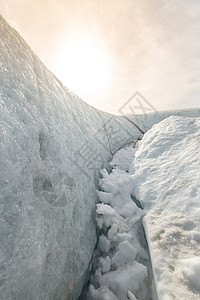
<box><xmin>53</xmin><ymin>37</ymin><xmax>110</xmax><ymax>100</ymax></box>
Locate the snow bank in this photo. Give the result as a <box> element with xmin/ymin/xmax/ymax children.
<box><xmin>131</xmin><ymin>116</ymin><xmax>200</xmax><ymax>299</ymax></box>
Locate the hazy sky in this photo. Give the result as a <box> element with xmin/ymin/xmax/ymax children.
<box><xmin>0</xmin><ymin>0</ymin><xmax>200</xmax><ymax>114</ymax></box>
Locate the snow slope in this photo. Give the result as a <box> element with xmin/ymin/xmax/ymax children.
<box><xmin>131</xmin><ymin>116</ymin><xmax>200</xmax><ymax>299</ymax></box>
<box><xmin>1</xmin><ymin>14</ymin><xmax>200</xmax><ymax>300</ymax></box>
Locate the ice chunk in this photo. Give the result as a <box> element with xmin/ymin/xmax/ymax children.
<box><xmin>98</xmin><ymin>191</ymin><xmax>113</xmax><ymax>205</ymax></box>
<box><xmin>119</xmin><ymin>202</ymin><xmax>138</xmax><ymax>218</ymax></box>
<box><xmin>88</xmin><ymin>285</ymin><xmax>118</xmax><ymax>300</ymax></box>
<box><xmin>112</xmin><ymin>240</ymin><xmax>137</xmax><ymax>268</ymax></box>
<box><xmin>99</xmin><ymin>256</ymin><xmax>111</xmax><ymax>274</ymax></box>
<box><xmin>98</xmin><ymin>235</ymin><xmax>111</xmax><ymax>253</ymax></box>
<box><xmin>96</xmin><ymin>203</ymin><xmax>116</xmax><ymax>216</ymax></box>
<box><xmin>96</xmin><ymin>204</ymin><xmax>117</xmax><ymax>228</ymax></box>
<box><xmin>99</xmin><ymin>262</ymin><xmax>148</xmax><ymax>300</ymax></box>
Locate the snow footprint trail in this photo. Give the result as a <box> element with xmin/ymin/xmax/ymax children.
<box><xmin>87</xmin><ymin>142</ymin><xmax>152</xmax><ymax>300</ymax></box>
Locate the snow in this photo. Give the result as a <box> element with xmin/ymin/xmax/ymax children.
<box><xmin>86</xmin><ymin>142</ymin><xmax>151</xmax><ymax>300</ymax></box>
<box><xmin>182</xmin><ymin>257</ymin><xmax>200</xmax><ymax>291</ymax></box>
<box><xmin>131</xmin><ymin>116</ymin><xmax>200</xmax><ymax>299</ymax></box>
<box><xmin>109</xmin><ymin>141</ymin><xmax>138</xmax><ymax>171</ymax></box>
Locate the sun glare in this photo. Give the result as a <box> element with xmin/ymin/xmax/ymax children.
<box><xmin>53</xmin><ymin>37</ymin><xmax>110</xmax><ymax>99</ymax></box>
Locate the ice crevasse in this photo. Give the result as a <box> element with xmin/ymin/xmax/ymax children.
<box><xmin>87</xmin><ymin>117</ymin><xmax>200</xmax><ymax>300</ymax></box>
<box><xmin>0</xmin><ymin>15</ymin><xmax>200</xmax><ymax>300</ymax></box>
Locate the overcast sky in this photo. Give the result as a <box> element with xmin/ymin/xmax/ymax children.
<box><xmin>0</xmin><ymin>0</ymin><xmax>200</xmax><ymax>114</ymax></box>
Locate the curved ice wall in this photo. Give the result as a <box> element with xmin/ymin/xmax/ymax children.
<box><xmin>0</xmin><ymin>16</ymin><xmax>199</xmax><ymax>300</ymax></box>
<box><xmin>0</xmin><ymin>16</ymin><xmax>141</xmax><ymax>300</ymax></box>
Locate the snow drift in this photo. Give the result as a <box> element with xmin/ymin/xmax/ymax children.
<box><xmin>0</xmin><ymin>15</ymin><xmax>200</xmax><ymax>300</ymax></box>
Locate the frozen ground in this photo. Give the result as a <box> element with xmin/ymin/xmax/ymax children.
<box><xmin>86</xmin><ymin>116</ymin><xmax>200</xmax><ymax>300</ymax></box>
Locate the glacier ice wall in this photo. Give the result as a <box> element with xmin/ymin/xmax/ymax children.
<box><xmin>0</xmin><ymin>16</ymin><xmax>141</xmax><ymax>300</ymax></box>
<box><xmin>0</xmin><ymin>15</ymin><xmax>200</xmax><ymax>300</ymax></box>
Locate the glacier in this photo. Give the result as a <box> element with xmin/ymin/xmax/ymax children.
<box><xmin>0</xmin><ymin>16</ymin><xmax>141</xmax><ymax>300</ymax></box>
<box><xmin>0</xmin><ymin>15</ymin><xmax>200</xmax><ymax>300</ymax></box>
<box><xmin>86</xmin><ymin>142</ymin><xmax>151</xmax><ymax>300</ymax></box>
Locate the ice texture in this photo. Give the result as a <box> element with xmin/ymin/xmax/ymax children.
<box><xmin>0</xmin><ymin>16</ymin><xmax>141</xmax><ymax>300</ymax></box>
<box><xmin>1</xmin><ymin>14</ymin><xmax>200</xmax><ymax>300</ymax></box>
<box><xmin>131</xmin><ymin>116</ymin><xmax>200</xmax><ymax>299</ymax></box>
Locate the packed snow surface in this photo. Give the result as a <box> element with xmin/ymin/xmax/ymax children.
<box><xmin>131</xmin><ymin>116</ymin><xmax>200</xmax><ymax>299</ymax></box>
